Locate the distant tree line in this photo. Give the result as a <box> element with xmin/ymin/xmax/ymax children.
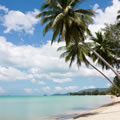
<box><xmin>70</xmin><ymin>75</ymin><xmax>120</xmax><ymax>96</ymax></box>
<box><xmin>70</xmin><ymin>90</ymin><xmax>107</xmax><ymax>96</ymax></box>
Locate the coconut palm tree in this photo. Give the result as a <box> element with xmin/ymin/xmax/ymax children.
<box><xmin>36</xmin><ymin>0</ymin><xmax>94</xmax><ymax>45</ymax></box>
<box><xmin>36</xmin><ymin>0</ymin><xmax>120</xmax><ymax>79</ymax></box>
<box><xmin>58</xmin><ymin>42</ymin><xmax>120</xmax><ymax>91</ymax></box>
<box><xmin>91</xmin><ymin>32</ymin><xmax>119</xmax><ymax>70</ymax></box>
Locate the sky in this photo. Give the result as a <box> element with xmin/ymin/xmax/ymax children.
<box><xmin>0</xmin><ymin>0</ymin><xmax>120</xmax><ymax>96</ymax></box>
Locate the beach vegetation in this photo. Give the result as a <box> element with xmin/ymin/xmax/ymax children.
<box><xmin>109</xmin><ymin>76</ymin><xmax>120</xmax><ymax>96</ymax></box>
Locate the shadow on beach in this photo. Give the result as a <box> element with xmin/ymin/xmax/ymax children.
<box><xmin>73</xmin><ymin>101</ymin><xmax>120</xmax><ymax>119</ymax></box>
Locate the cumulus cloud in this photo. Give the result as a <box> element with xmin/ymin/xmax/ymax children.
<box><xmin>0</xmin><ymin>66</ymin><xmax>32</xmax><ymax>81</ymax></box>
<box><xmin>89</xmin><ymin>0</ymin><xmax>120</xmax><ymax>34</ymax></box>
<box><xmin>42</xmin><ymin>86</ymin><xmax>51</xmax><ymax>92</ymax></box>
<box><xmin>24</xmin><ymin>88</ymin><xmax>33</xmax><ymax>94</ymax></box>
<box><xmin>24</xmin><ymin>86</ymin><xmax>79</xmax><ymax>94</ymax></box>
<box><xmin>105</xmin><ymin>83</ymin><xmax>111</xmax><ymax>88</ymax></box>
<box><xmin>52</xmin><ymin>78</ymin><xmax>72</xmax><ymax>83</ymax></box>
<box><xmin>55</xmin><ymin>86</ymin><xmax>63</xmax><ymax>92</ymax></box>
<box><xmin>38</xmin><ymin>81</ymin><xmax>46</xmax><ymax>85</ymax></box>
<box><xmin>0</xmin><ymin>5</ymin><xmax>8</xmax><ymax>13</ymax></box>
<box><xmin>82</xmin><ymin>85</ymin><xmax>96</xmax><ymax>90</ymax></box>
<box><xmin>55</xmin><ymin>86</ymin><xmax>79</xmax><ymax>92</ymax></box>
<box><xmin>0</xmin><ymin>36</ymin><xmax>115</xmax><ymax>84</ymax></box>
<box><xmin>0</xmin><ymin>5</ymin><xmax>40</xmax><ymax>34</ymax></box>
<box><xmin>31</xmin><ymin>78</ymin><xmax>36</xmax><ymax>83</ymax></box>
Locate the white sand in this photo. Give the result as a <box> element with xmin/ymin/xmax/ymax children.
<box><xmin>68</xmin><ymin>97</ymin><xmax>120</xmax><ymax>120</ymax></box>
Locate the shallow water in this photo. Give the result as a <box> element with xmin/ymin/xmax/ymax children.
<box><xmin>0</xmin><ymin>96</ymin><xmax>112</xmax><ymax>120</ymax></box>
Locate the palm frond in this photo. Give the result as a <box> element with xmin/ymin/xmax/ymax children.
<box><xmin>69</xmin><ymin>0</ymin><xmax>83</xmax><ymax>8</ymax></box>
<box><xmin>51</xmin><ymin>25</ymin><xmax>60</xmax><ymax>44</ymax></box>
<box><xmin>36</xmin><ymin>10</ymin><xmax>57</xmax><ymax>18</ymax></box>
<box><xmin>62</xmin><ymin>22</ymin><xmax>66</xmax><ymax>39</ymax></box>
<box><xmin>60</xmin><ymin>51</ymin><xmax>69</xmax><ymax>58</ymax></box>
<box><xmin>117</xmin><ymin>15</ymin><xmax>120</xmax><ymax>19</ymax></box>
<box><xmin>57</xmin><ymin>46</ymin><xmax>66</xmax><ymax>51</ymax></box>
<box><xmin>52</xmin><ymin>13</ymin><xmax>64</xmax><ymax>28</ymax></box>
<box><xmin>41</xmin><ymin>15</ymin><xmax>55</xmax><ymax>24</ymax></box>
<box><xmin>43</xmin><ymin>21</ymin><xmax>53</xmax><ymax>36</ymax></box>
<box><xmin>74</xmin><ymin>9</ymin><xmax>95</xmax><ymax>16</ymax></box>
<box><xmin>41</xmin><ymin>1</ymin><xmax>49</xmax><ymax>10</ymax></box>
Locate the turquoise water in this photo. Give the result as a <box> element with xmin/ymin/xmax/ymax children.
<box><xmin>0</xmin><ymin>96</ymin><xmax>112</xmax><ymax>120</ymax></box>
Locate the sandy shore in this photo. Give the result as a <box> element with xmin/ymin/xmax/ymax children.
<box><xmin>68</xmin><ymin>96</ymin><xmax>120</xmax><ymax>120</ymax></box>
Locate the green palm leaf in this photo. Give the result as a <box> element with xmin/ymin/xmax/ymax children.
<box><xmin>52</xmin><ymin>13</ymin><xmax>64</xmax><ymax>28</ymax></box>
<box><xmin>43</xmin><ymin>21</ymin><xmax>53</xmax><ymax>36</ymax></box>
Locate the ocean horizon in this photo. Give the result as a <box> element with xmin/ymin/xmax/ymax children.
<box><xmin>0</xmin><ymin>95</ymin><xmax>112</xmax><ymax>120</ymax></box>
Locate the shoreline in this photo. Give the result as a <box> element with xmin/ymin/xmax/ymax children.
<box><xmin>67</xmin><ymin>95</ymin><xmax>120</xmax><ymax>120</ymax></box>
<box><xmin>54</xmin><ymin>95</ymin><xmax>113</xmax><ymax>120</ymax></box>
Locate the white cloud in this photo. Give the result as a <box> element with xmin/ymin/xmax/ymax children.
<box><xmin>105</xmin><ymin>83</ymin><xmax>111</xmax><ymax>88</ymax></box>
<box><xmin>0</xmin><ymin>5</ymin><xmax>8</xmax><ymax>13</ymax></box>
<box><xmin>42</xmin><ymin>86</ymin><xmax>51</xmax><ymax>92</ymax></box>
<box><xmin>53</xmin><ymin>78</ymin><xmax>72</xmax><ymax>83</ymax></box>
<box><xmin>24</xmin><ymin>88</ymin><xmax>33</xmax><ymax>94</ymax></box>
<box><xmin>0</xmin><ymin>87</ymin><xmax>5</xmax><ymax>94</ymax></box>
<box><xmin>82</xmin><ymin>85</ymin><xmax>96</xmax><ymax>90</ymax></box>
<box><xmin>0</xmin><ymin>36</ymin><xmax>115</xmax><ymax>84</ymax></box>
<box><xmin>31</xmin><ymin>78</ymin><xmax>36</xmax><ymax>83</ymax></box>
<box><xmin>55</xmin><ymin>86</ymin><xmax>63</xmax><ymax>92</ymax></box>
<box><xmin>0</xmin><ymin>66</ymin><xmax>32</xmax><ymax>81</ymax></box>
<box><xmin>64</xmin><ymin>86</ymin><xmax>78</xmax><ymax>91</ymax></box>
<box><xmin>38</xmin><ymin>81</ymin><xmax>46</xmax><ymax>85</ymax></box>
<box><xmin>89</xmin><ymin>0</ymin><xmax>120</xmax><ymax>34</ymax></box>
<box><xmin>55</xmin><ymin>86</ymin><xmax>79</xmax><ymax>92</ymax></box>
<box><xmin>0</xmin><ymin>5</ymin><xmax>40</xmax><ymax>34</ymax></box>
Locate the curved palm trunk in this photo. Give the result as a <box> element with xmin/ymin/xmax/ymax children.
<box><xmin>88</xmin><ymin>61</ymin><xmax>120</xmax><ymax>92</ymax></box>
<box><xmin>82</xmin><ymin>41</ymin><xmax>120</xmax><ymax>80</ymax></box>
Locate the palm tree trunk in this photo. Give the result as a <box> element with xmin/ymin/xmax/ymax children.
<box><xmin>82</xmin><ymin>41</ymin><xmax>120</xmax><ymax>80</ymax></box>
<box><xmin>88</xmin><ymin>61</ymin><xmax>120</xmax><ymax>92</ymax></box>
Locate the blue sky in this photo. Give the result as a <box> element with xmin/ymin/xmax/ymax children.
<box><xmin>0</xmin><ymin>0</ymin><xmax>120</xmax><ymax>95</ymax></box>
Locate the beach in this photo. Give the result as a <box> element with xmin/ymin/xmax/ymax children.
<box><xmin>68</xmin><ymin>96</ymin><xmax>120</xmax><ymax>120</ymax></box>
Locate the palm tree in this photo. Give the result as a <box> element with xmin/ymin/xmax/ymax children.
<box><xmin>36</xmin><ymin>0</ymin><xmax>120</xmax><ymax>79</ymax></box>
<box><xmin>91</xmin><ymin>32</ymin><xmax>119</xmax><ymax>69</ymax></box>
<box><xmin>58</xmin><ymin>42</ymin><xmax>120</xmax><ymax>92</ymax></box>
<box><xmin>117</xmin><ymin>10</ymin><xmax>120</xmax><ymax>26</ymax></box>
<box><xmin>36</xmin><ymin>0</ymin><xmax>94</xmax><ymax>45</ymax></box>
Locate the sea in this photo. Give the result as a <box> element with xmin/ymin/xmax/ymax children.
<box><xmin>0</xmin><ymin>96</ymin><xmax>112</xmax><ymax>120</ymax></box>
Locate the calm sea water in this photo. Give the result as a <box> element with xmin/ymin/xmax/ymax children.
<box><xmin>0</xmin><ymin>96</ymin><xmax>112</xmax><ymax>120</ymax></box>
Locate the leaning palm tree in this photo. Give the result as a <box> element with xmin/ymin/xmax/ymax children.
<box><xmin>58</xmin><ymin>42</ymin><xmax>120</xmax><ymax>92</ymax></box>
<box><xmin>91</xmin><ymin>32</ymin><xmax>119</xmax><ymax>70</ymax></box>
<box><xmin>36</xmin><ymin>0</ymin><xmax>120</xmax><ymax>79</ymax></box>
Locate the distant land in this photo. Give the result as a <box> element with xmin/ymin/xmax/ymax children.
<box><xmin>78</xmin><ymin>88</ymin><xmax>109</xmax><ymax>93</ymax></box>
<box><xmin>70</xmin><ymin>88</ymin><xmax>109</xmax><ymax>96</ymax></box>
<box><xmin>52</xmin><ymin>88</ymin><xmax>109</xmax><ymax>96</ymax></box>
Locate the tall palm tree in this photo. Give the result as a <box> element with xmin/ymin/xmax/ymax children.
<box><xmin>36</xmin><ymin>0</ymin><xmax>94</xmax><ymax>45</ymax></box>
<box><xmin>36</xmin><ymin>0</ymin><xmax>120</xmax><ymax>79</ymax></box>
<box><xmin>58</xmin><ymin>42</ymin><xmax>120</xmax><ymax>91</ymax></box>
